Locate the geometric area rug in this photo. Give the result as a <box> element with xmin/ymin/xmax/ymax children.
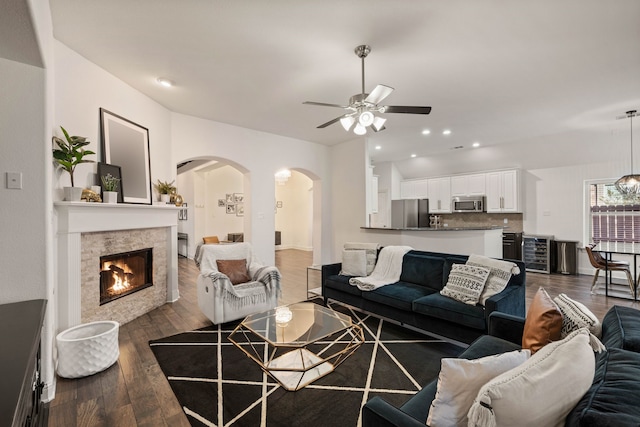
<box><xmin>149</xmin><ymin>299</ymin><xmax>465</xmax><ymax>427</ymax></box>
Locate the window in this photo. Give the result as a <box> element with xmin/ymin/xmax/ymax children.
<box><xmin>589</xmin><ymin>182</ymin><xmax>640</xmax><ymax>243</ymax></box>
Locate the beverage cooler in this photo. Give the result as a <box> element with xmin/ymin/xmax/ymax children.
<box><xmin>522</xmin><ymin>234</ymin><xmax>555</xmax><ymax>273</ymax></box>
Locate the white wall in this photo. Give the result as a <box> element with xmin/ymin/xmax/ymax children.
<box><xmin>0</xmin><ymin>58</ymin><xmax>47</xmax><ymax>301</ymax></box>
<box><xmin>53</xmin><ymin>41</ymin><xmax>174</xmax><ymax>196</ymax></box>
<box><xmin>203</xmin><ymin>166</ymin><xmax>244</xmax><ymax>243</ymax></box>
<box><xmin>170</xmin><ymin>113</ymin><xmax>331</xmax><ymax>266</ymax></box>
<box><xmin>275</xmin><ymin>171</ymin><xmax>313</xmax><ymax>250</ymax></box>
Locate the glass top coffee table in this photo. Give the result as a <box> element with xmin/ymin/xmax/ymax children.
<box><xmin>228</xmin><ymin>302</ymin><xmax>364</xmax><ymax>391</ymax></box>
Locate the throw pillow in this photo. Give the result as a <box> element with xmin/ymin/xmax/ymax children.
<box><xmin>216</xmin><ymin>259</ymin><xmax>250</xmax><ymax>285</ymax></box>
<box><xmin>440</xmin><ymin>264</ymin><xmax>491</xmax><ymax>305</ymax></box>
<box><xmin>554</xmin><ymin>293</ymin><xmax>602</xmax><ymax>338</ymax></box>
<box><xmin>521</xmin><ymin>287</ymin><xmax>563</xmax><ymax>353</ymax></box>
<box><xmin>340</xmin><ymin>249</ymin><xmax>367</xmax><ymax>276</ymax></box>
<box><xmin>468</xmin><ymin>329</ymin><xmax>596</xmax><ymax>427</ymax></box>
<box><xmin>466</xmin><ymin>254</ymin><xmax>520</xmax><ymax>305</ymax></box>
<box><xmin>426</xmin><ymin>349</ymin><xmax>530</xmax><ymax>427</ymax></box>
<box><xmin>203</xmin><ymin>236</ymin><xmax>219</xmax><ymax>244</ymax></box>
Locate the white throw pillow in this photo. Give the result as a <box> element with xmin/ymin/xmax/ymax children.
<box><xmin>340</xmin><ymin>249</ymin><xmax>367</xmax><ymax>276</ymax></box>
<box><xmin>440</xmin><ymin>264</ymin><xmax>490</xmax><ymax>305</ymax></box>
<box><xmin>554</xmin><ymin>293</ymin><xmax>602</xmax><ymax>338</ymax></box>
<box><xmin>426</xmin><ymin>350</ymin><xmax>530</xmax><ymax>427</ymax></box>
<box><xmin>467</xmin><ymin>329</ymin><xmax>596</xmax><ymax>427</ymax></box>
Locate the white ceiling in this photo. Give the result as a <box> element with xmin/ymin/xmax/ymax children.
<box><xmin>49</xmin><ymin>0</ymin><xmax>640</xmax><ymax>170</ymax></box>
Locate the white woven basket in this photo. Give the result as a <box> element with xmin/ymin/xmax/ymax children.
<box><xmin>56</xmin><ymin>320</ymin><xmax>120</xmax><ymax>378</ymax></box>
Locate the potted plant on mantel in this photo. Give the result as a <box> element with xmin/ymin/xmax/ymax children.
<box><xmin>101</xmin><ymin>173</ymin><xmax>120</xmax><ymax>204</ymax></box>
<box><xmin>154</xmin><ymin>179</ymin><xmax>176</xmax><ymax>203</ymax></box>
<box><xmin>52</xmin><ymin>126</ymin><xmax>95</xmax><ymax>201</ymax></box>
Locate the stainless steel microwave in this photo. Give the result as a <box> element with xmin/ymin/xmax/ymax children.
<box><xmin>452</xmin><ymin>196</ymin><xmax>485</xmax><ymax>213</ymax></box>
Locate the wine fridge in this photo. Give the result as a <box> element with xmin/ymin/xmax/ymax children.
<box><xmin>522</xmin><ymin>234</ymin><xmax>555</xmax><ymax>273</ymax></box>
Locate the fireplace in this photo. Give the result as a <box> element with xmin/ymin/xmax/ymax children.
<box><xmin>100</xmin><ymin>248</ymin><xmax>153</xmax><ymax>305</ymax></box>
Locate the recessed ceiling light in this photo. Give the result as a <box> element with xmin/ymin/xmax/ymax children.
<box><xmin>442</xmin><ymin>129</ymin><xmax>452</xmax><ymax>135</ymax></box>
<box><xmin>375</xmin><ymin>145</ymin><xmax>382</xmax><ymax>150</ymax></box>
<box><xmin>422</xmin><ymin>129</ymin><xmax>431</xmax><ymax>135</ymax></box>
<box><xmin>411</xmin><ymin>154</ymin><xmax>417</xmax><ymax>158</ymax></box>
<box><xmin>156</xmin><ymin>77</ymin><xmax>173</xmax><ymax>87</ymax></box>
<box><xmin>472</xmin><ymin>142</ymin><xmax>480</xmax><ymax>148</ymax></box>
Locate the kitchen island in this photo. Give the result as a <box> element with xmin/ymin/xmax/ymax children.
<box><xmin>360</xmin><ymin>226</ymin><xmax>504</xmax><ymax>258</ymax></box>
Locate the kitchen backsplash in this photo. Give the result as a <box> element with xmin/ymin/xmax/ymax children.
<box><xmin>435</xmin><ymin>212</ymin><xmax>523</xmax><ymax>232</ymax></box>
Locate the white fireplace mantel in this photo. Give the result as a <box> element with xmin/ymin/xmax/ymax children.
<box><xmin>55</xmin><ymin>202</ymin><xmax>181</xmax><ymax>330</ymax></box>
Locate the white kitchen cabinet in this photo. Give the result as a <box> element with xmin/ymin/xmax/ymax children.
<box><xmin>451</xmin><ymin>174</ymin><xmax>486</xmax><ymax>197</ymax></box>
<box><xmin>400</xmin><ymin>179</ymin><xmax>428</xmax><ymax>199</ymax></box>
<box><xmin>486</xmin><ymin>170</ymin><xmax>520</xmax><ymax>212</ymax></box>
<box><xmin>427</xmin><ymin>177</ymin><xmax>451</xmax><ymax>213</ymax></box>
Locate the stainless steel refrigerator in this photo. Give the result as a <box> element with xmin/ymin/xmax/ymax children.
<box><xmin>391</xmin><ymin>199</ymin><xmax>430</xmax><ymax>228</ymax></box>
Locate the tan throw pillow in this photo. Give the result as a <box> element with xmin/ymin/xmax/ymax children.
<box><xmin>216</xmin><ymin>259</ymin><xmax>250</xmax><ymax>285</ymax></box>
<box><xmin>468</xmin><ymin>329</ymin><xmax>596</xmax><ymax>427</ymax></box>
<box><xmin>554</xmin><ymin>293</ymin><xmax>602</xmax><ymax>338</ymax></box>
<box><xmin>522</xmin><ymin>287</ymin><xmax>563</xmax><ymax>353</ymax></box>
<box><xmin>203</xmin><ymin>236</ymin><xmax>219</xmax><ymax>244</ymax></box>
<box><xmin>440</xmin><ymin>264</ymin><xmax>491</xmax><ymax>305</ymax></box>
<box><xmin>426</xmin><ymin>349</ymin><xmax>530</xmax><ymax>427</ymax></box>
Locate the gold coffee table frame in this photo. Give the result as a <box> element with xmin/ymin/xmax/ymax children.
<box><xmin>228</xmin><ymin>302</ymin><xmax>364</xmax><ymax>391</ymax></box>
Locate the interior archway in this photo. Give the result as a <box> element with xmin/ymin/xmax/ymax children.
<box><xmin>176</xmin><ymin>157</ymin><xmax>249</xmax><ymax>258</ymax></box>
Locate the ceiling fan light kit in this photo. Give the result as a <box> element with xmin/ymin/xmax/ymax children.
<box><xmin>615</xmin><ymin>110</ymin><xmax>640</xmax><ymax>196</ymax></box>
<box><xmin>304</xmin><ymin>44</ymin><xmax>431</xmax><ymax>135</ymax></box>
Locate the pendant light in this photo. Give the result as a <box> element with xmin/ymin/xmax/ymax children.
<box><xmin>615</xmin><ymin>110</ymin><xmax>640</xmax><ymax>196</ymax></box>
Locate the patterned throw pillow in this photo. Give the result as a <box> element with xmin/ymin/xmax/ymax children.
<box><xmin>440</xmin><ymin>264</ymin><xmax>491</xmax><ymax>305</ymax></box>
<box><xmin>554</xmin><ymin>293</ymin><xmax>602</xmax><ymax>338</ymax></box>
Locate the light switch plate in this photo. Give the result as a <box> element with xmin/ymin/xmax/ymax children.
<box><xmin>6</xmin><ymin>172</ymin><xmax>22</xmax><ymax>189</ymax></box>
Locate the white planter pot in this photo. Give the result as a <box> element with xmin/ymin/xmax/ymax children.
<box><xmin>103</xmin><ymin>191</ymin><xmax>118</xmax><ymax>204</ymax></box>
<box><xmin>56</xmin><ymin>321</ymin><xmax>120</xmax><ymax>378</ymax></box>
<box><xmin>63</xmin><ymin>186</ymin><xmax>83</xmax><ymax>202</ymax></box>
<box><xmin>160</xmin><ymin>194</ymin><xmax>171</xmax><ymax>203</ymax></box>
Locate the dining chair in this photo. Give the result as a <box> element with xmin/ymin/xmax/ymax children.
<box><xmin>585</xmin><ymin>243</ymin><xmax>635</xmax><ymax>295</ymax></box>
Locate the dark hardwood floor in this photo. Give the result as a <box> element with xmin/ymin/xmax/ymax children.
<box><xmin>48</xmin><ymin>249</ymin><xmax>639</xmax><ymax>426</ymax></box>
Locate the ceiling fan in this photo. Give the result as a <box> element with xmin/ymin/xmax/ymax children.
<box><xmin>304</xmin><ymin>44</ymin><xmax>432</xmax><ymax>135</ymax></box>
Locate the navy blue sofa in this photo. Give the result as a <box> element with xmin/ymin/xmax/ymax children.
<box><xmin>322</xmin><ymin>250</ymin><xmax>526</xmax><ymax>344</ymax></box>
<box><xmin>362</xmin><ymin>306</ymin><xmax>640</xmax><ymax>426</ymax></box>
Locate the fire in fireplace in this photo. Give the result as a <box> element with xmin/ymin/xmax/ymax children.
<box><xmin>100</xmin><ymin>248</ymin><xmax>153</xmax><ymax>305</ymax></box>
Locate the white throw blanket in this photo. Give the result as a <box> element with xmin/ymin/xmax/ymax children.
<box><xmin>349</xmin><ymin>246</ymin><xmax>412</xmax><ymax>291</ymax></box>
<box><xmin>466</xmin><ymin>254</ymin><xmax>520</xmax><ymax>305</ymax></box>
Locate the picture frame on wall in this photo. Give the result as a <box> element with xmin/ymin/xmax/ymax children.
<box><xmin>218</xmin><ymin>199</ymin><xmax>226</xmax><ymax>207</ymax></box>
<box><xmin>236</xmin><ymin>203</ymin><xmax>244</xmax><ymax>217</ymax></box>
<box><xmin>97</xmin><ymin>163</ymin><xmax>124</xmax><ymax>203</ymax></box>
<box><xmin>226</xmin><ymin>194</ymin><xmax>234</xmax><ymax>204</ymax></box>
<box><xmin>100</xmin><ymin>108</ymin><xmax>152</xmax><ymax>204</ymax></box>
<box><xmin>226</xmin><ymin>204</ymin><xmax>236</xmax><ymax>214</ymax></box>
<box><xmin>234</xmin><ymin>193</ymin><xmax>244</xmax><ymax>203</ymax></box>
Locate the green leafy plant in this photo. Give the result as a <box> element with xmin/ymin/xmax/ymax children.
<box><xmin>154</xmin><ymin>179</ymin><xmax>176</xmax><ymax>195</ymax></box>
<box><xmin>101</xmin><ymin>173</ymin><xmax>120</xmax><ymax>192</ymax></box>
<box><xmin>52</xmin><ymin>126</ymin><xmax>95</xmax><ymax>187</ymax></box>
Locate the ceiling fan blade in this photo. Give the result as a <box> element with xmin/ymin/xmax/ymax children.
<box><xmin>365</xmin><ymin>84</ymin><xmax>394</xmax><ymax>105</ymax></box>
<box><xmin>303</xmin><ymin>101</ymin><xmax>347</xmax><ymax>108</ymax></box>
<box><xmin>383</xmin><ymin>106</ymin><xmax>432</xmax><ymax>115</ymax></box>
<box><xmin>371</xmin><ymin>125</ymin><xmax>386</xmax><ymax>133</ymax></box>
<box><xmin>317</xmin><ymin>116</ymin><xmax>345</xmax><ymax>128</ymax></box>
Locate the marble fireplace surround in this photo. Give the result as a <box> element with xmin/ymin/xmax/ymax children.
<box><xmin>55</xmin><ymin>202</ymin><xmax>180</xmax><ymax>331</ymax></box>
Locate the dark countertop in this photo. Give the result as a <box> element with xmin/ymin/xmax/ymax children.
<box><xmin>361</xmin><ymin>226</ymin><xmax>504</xmax><ymax>231</ymax></box>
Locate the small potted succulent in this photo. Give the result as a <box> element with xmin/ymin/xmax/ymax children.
<box><xmin>52</xmin><ymin>126</ymin><xmax>95</xmax><ymax>201</ymax></box>
<box><xmin>101</xmin><ymin>173</ymin><xmax>120</xmax><ymax>204</ymax></box>
<box><xmin>154</xmin><ymin>179</ymin><xmax>176</xmax><ymax>203</ymax></box>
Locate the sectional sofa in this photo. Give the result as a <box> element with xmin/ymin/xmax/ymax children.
<box><xmin>362</xmin><ymin>305</ymin><xmax>640</xmax><ymax>426</ymax></box>
<box><xmin>321</xmin><ymin>250</ymin><xmax>526</xmax><ymax>344</ymax></box>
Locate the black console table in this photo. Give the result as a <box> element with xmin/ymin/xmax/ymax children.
<box><xmin>0</xmin><ymin>299</ymin><xmax>47</xmax><ymax>427</ymax></box>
